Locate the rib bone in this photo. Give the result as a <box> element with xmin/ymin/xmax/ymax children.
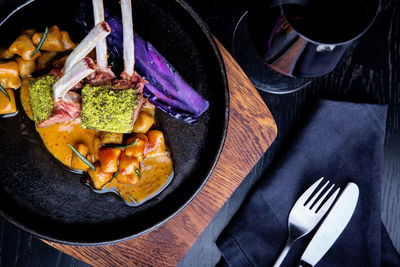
<box><xmin>63</xmin><ymin>22</ymin><xmax>111</xmax><ymax>73</ymax></box>
<box><xmin>92</xmin><ymin>0</ymin><xmax>108</xmax><ymax>70</ymax></box>
<box><xmin>121</xmin><ymin>0</ymin><xmax>135</xmax><ymax>77</ymax></box>
<box><xmin>54</xmin><ymin>57</ymin><xmax>96</xmax><ymax>101</ymax></box>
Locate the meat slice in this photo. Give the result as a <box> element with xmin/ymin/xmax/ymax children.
<box><xmin>33</xmin><ymin>58</ymin><xmax>95</xmax><ymax>128</ymax></box>
<box><xmin>111</xmin><ymin>71</ymin><xmax>146</xmax><ymax>91</ymax></box>
<box><xmin>36</xmin><ymin>93</ymin><xmax>82</xmax><ymax>128</ymax></box>
<box><xmin>57</xmin><ymin>92</ymin><xmax>82</xmax><ymax>118</ymax></box>
<box><xmin>88</xmin><ymin>68</ymin><xmax>116</xmax><ymax>86</ymax></box>
<box><xmin>37</xmin><ymin>105</ymin><xmax>73</xmax><ymax>128</ymax></box>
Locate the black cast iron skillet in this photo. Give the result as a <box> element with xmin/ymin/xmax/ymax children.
<box><xmin>0</xmin><ymin>0</ymin><xmax>228</xmax><ymax>245</ymax></box>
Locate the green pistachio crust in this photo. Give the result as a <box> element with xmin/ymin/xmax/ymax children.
<box><xmin>29</xmin><ymin>75</ymin><xmax>56</xmax><ymax>125</ymax></box>
<box><xmin>81</xmin><ymin>84</ymin><xmax>139</xmax><ymax>133</ymax></box>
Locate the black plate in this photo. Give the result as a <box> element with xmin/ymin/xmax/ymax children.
<box><xmin>0</xmin><ymin>0</ymin><xmax>228</xmax><ymax>245</ymax></box>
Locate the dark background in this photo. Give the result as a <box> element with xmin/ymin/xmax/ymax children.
<box><xmin>0</xmin><ymin>0</ymin><xmax>399</xmax><ymax>266</ymax></box>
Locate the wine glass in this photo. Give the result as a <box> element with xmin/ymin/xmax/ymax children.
<box><xmin>232</xmin><ymin>0</ymin><xmax>381</xmax><ymax>94</ymax></box>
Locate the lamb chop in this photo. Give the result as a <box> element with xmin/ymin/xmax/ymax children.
<box><xmin>31</xmin><ymin>0</ymin><xmax>146</xmax><ymax>131</ymax></box>
<box><xmin>30</xmin><ymin>22</ymin><xmax>111</xmax><ymax>127</ymax></box>
<box><xmin>31</xmin><ymin>57</ymin><xmax>96</xmax><ymax>128</ymax></box>
<box><xmin>71</xmin><ymin>0</ymin><xmax>139</xmax><ymax>88</ymax></box>
<box><xmin>80</xmin><ymin>0</ymin><xmax>146</xmax><ymax>133</ymax></box>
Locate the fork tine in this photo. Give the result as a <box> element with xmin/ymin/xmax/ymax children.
<box><xmin>294</xmin><ymin>177</ymin><xmax>324</xmax><ymax>206</ymax></box>
<box><xmin>304</xmin><ymin>180</ymin><xmax>330</xmax><ymax>208</ymax></box>
<box><xmin>311</xmin><ymin>183</ymin><xmax>335</xmax><ymax>212</ymax></box>
<box><xmin>316</xmin><ymin>187</ymin><xmax>340</xmax><ymax>215</ymax></box>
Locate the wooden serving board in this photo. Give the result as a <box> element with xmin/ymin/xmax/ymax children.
<box><xmin>44</xmin><ymin>39</ymin><xmax>277</xmax><ymax>266</ymax></box>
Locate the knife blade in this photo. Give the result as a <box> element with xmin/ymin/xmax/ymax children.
<box><xmin>299</xmin><ymin>182</ymin><xmax>359</xmax><ymax>267</ymax></box>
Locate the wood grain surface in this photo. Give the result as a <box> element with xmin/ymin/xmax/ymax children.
<box><xmin>43</xmin><ymin>39</ymin><xmax>277</xmax><ymax>266</ymax></box>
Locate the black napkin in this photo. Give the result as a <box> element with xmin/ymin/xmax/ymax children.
<box><xmin>216</xmin><ymin>100</ymin><xmax>400</xmax><ymax>266</ymax></box>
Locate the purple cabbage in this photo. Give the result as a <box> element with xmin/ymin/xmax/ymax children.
<box><xmin>134</xmin><ymin>35</ymin><xmax>209</xmax><ymax>120</ymax></box>
<box><xmin>76</xmin><ymin>3</ymin><xmax>209</xmax><ymax>124</ymax></box>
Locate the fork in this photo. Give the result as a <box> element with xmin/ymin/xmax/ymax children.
<box><xmin>272</xmin><ymin>177</ymin><xmax>340</xmax><ymax>267</ymax></box>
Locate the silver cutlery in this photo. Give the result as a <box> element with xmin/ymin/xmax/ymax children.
<box><xmin>273</xmin><ymin>177</ymin><xmax>340</xmax><ymax>267</ymax></box>
<box><xmin>299</xmin><ymin>182</ymin><xmax>359</xmax><ymax>267</ymax></box>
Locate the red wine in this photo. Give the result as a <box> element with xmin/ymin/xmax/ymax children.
<box><xmin>282</xmin><ymin>0</ymin><xmax>374</xmax><ymax>44</ymax></box>
<box><xmin>247</xmin><ymin>0</ymin><xmax>379</xmax><ymax>77</ymax></box>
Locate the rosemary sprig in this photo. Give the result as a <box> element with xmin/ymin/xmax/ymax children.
<box><xmin>30</xmin><ymin>26</ymin><xmax>48</xmax><ymax>59</ymax></box>
<box><xmin>112</xmin><ymin>170</ymin><xmax>119</xmax><ymax>179</ymax></box>
<box><xmin>127</xmin><ymin>193</ymin><xmax>137</xmax><ymax>204</ymax></box>
<box><xmin>135</xmin><ymin>169</ymin><xmax>141</xmax><ymax>178</ymax></box>
<box><xmin>68</xmin><ymin>144</ymin><xmax>96</xmax><ymax>171</ymax></box>
<box><xmin>0</xmin><ymin>84</ymin><xmax>10</xmax><ymax>103</ymax></box>
<box><xmin>106</xmin><ymin>138</ymin><xmax>138</xmax><ymax>149</ymax></box>
<box><xmin>0</xmin><ymin>58</ymin><xmax>13</xmax><ymax>64</ymax></box>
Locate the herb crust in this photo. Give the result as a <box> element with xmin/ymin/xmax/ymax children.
<box><xmin>29</xmin><ymin>75</ymin><xmax>56</xmax><ymax>125</ymax></box>
<box><xmin>81</xmin><ymin>84</ymin><xmax>139</xmax><ymax>133</ymax></box>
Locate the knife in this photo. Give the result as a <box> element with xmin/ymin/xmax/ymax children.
<box><xmin>299</xmin><ymin>182</ymin><xmax>359</xmax><ymax>267</ymax></box>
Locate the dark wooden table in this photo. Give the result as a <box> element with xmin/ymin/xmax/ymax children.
<box><xmin>1</xmin><ymin>0</ymin><xmax>399</xmax><ymax>266</ymax></box>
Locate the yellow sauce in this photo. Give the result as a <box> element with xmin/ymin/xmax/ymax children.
<box><xmin>36</xmin><ymin>119</ymin><xmax>100</xmax><ymax>168</ymax></box>
<box><xmin>36</xmin><ymin>117</ymin><xmax>173</xmax><ymax>205</ymax></box>
<box><xmin>9</xmin><ymin>26</ymin><xmax>174</xmax><ymax>206</ymax></box>
<box><xmin>105</xmin><ymin>155</ymin><xmax>173</xmax><ymax>203</ymax></box>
